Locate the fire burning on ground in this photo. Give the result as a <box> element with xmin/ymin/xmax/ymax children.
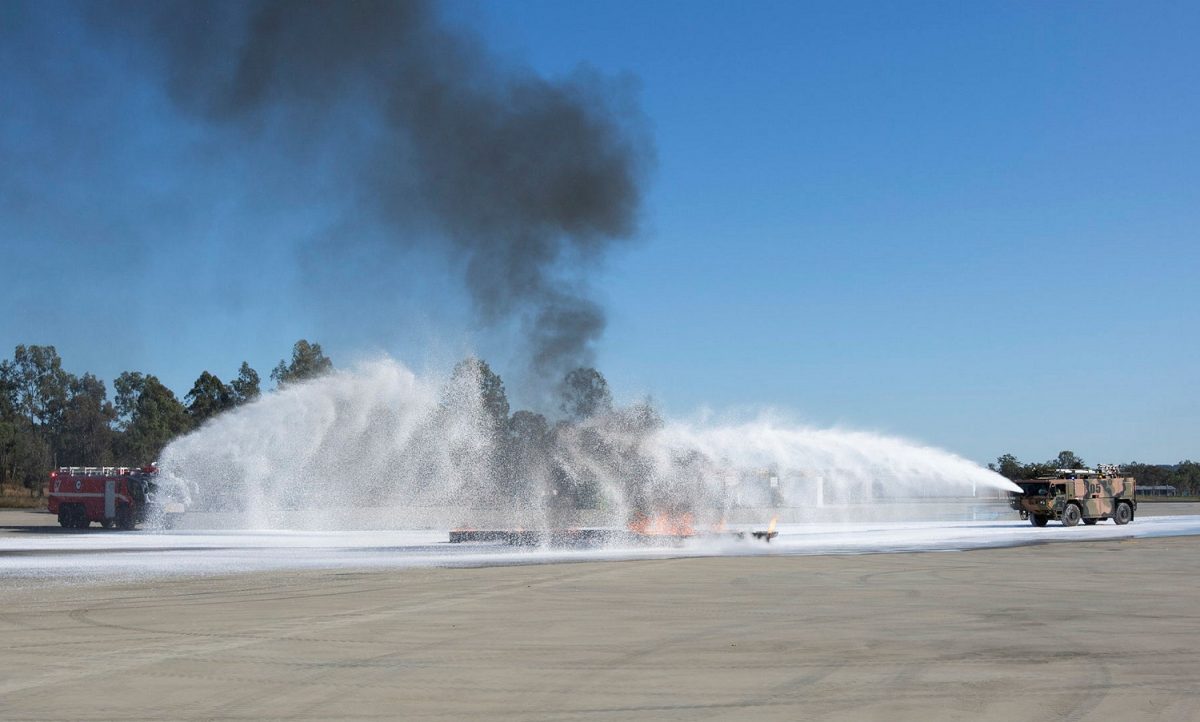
<box><xmin>628</xmin><ymin>511</ymin><xmax>695</xmax><ymax>537</ymax></box>
<box><xmin>755</xmin><ymin>515</ymin><xmax>780</xmax><ymax>542</ymax></box>
<box><xmin>446</xmin><ymin>509</ymin><xmax>781</xmax><ymax>547</ymax></box>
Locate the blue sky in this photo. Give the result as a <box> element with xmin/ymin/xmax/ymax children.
<box><xmin>2</xmin><ymin>0</ymin><xmax>1197</xmax><ymax>464</ymax></box>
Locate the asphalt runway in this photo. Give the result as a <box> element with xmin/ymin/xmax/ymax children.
<box><xmin>2</xmin><ymin>529</ymin><xmax>1199</xmax><ymax>720</ymax></box>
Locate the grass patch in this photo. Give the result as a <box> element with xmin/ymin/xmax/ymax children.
<box><xmin>0</xmin><ymin>485</ymin><xmax>46</xmax><ymax>509</ymax></box>
<box><xmin>1136</xmin><ymin>496</ymin><xmax>1200</xmax><ymax>503</ymax></box>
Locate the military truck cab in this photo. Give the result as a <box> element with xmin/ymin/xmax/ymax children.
<box><xmin>1010</xmin><ymin>465</ymin><xmax>1136</xmax><ymax>527</ymax></box>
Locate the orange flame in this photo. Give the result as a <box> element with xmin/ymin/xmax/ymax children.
<box><xmin>629</xmin><ymin>511</ymin><xmax>695</xmax><ymax>536</ymax></box>
<box><xmin>767</xmin><ymin>515</ymin><xmax>779</xmax><ymax>535</ymax></box>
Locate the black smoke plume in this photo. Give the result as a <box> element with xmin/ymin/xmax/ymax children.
<box><xmin>119</xmin><ymin>0</ymin><xmax>651</xmax><ymax>384</ymax></box>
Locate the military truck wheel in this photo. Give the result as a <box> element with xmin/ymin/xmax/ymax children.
<box><xmin>1082</xmin><ymin>518</ymin><xmax>1097</xmax><ymax>525</ymax></box>
<box><xmin>1061</xmin><ymin>503</ymin><xmax>1081</xmax><ymax>527</ymax></box>
<box><xmin>1114</xmin><ymin>502</ymin><xmax>1132</xmax><ymax>526</ymax></box>
<box><xmin>1029</xmin><ymin>515</ymin><xmax>1048</xmax><ymax>527</ymax></box>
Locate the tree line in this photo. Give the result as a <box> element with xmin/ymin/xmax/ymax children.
<box><xmin>989</xmin><ymin>451</ymin><xmax>1200</xmax><ymax>495</ymax></box>
<box><xmin>0</xmin><ymin>340</ymin><xmax>333</xmax><ymax>493</ymax></box>
<box><xmin>1</xmin><ymin>339</ymin><xmax>627</xmax><ymax>505</ymax></box>
<box><xmin>7</xmin><ymin>339</ymin><xmax>1194</xmax><ymax>500</ymax></box>
<box><xmin>433</xmin><ymin>356</ymin><xmax>641</xmax><ymax>514</ymax></box>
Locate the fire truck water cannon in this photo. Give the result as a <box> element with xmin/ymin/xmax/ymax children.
<box><xmin>48</xmin><ymin>463</ymin><xmax>190</xmax><ymax>530</ymax></box>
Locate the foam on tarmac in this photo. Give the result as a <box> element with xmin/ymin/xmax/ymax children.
<box><xmin>3</xmin><ymin>508</ymin><xmax>1200</xmax><ymax>584</ymax></box>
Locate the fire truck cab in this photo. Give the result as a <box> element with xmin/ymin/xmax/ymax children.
<box><xmin>47</xmin><ymin>466</ymin><xmax>184</xmax><ymax>530</ymax></box>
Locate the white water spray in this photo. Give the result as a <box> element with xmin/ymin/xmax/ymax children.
<box><xmin>159</xmin><ymin>358</ymin><xmax>1020</xmax><ymax>531</ymax></box>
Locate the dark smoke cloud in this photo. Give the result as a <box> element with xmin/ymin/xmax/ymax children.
<box><xmin>115</xmin><ymin>0</ymin><xmax>652</xmax><ymax>383</ymax></box>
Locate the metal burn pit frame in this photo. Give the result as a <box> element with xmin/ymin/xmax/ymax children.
<box><xmin>448</xmin><ymin>528</ymin><xmax>779</xmax><ymax>547</ymax></box>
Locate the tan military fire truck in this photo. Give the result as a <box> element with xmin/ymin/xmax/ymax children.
<box><xmin>1009</xmin><ymin>465</ymin><xmax>1136</xmax><ymax>527</ymax></box>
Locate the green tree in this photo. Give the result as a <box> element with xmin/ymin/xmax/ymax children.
<box><xmin>1021</xmin><ymin>461</ymin><xmax>1055</xmax><ymax>478</ymax></box>
<box><xmin>508</xmin><ymin>410</ymin><xmax>551</xmax><ymax>449</ymax></box>
<box><xmin>1124</xmin><ymin>461</ymin><xmax>1200</xmax><ymax>496</ymax></box>
<box><xmin>449</xmin><ymin>357</ymin><xmax>510</xmax><ymax>429</ymax></box>
<box><xmin>4</xmin><ymin>425</ymin><xmax>50</xmax><ymax>491</ymax></box>
<box><xmin>2</xmin><ymin>346</ymin><xmax>74</xmax><ymax>488</ymax></box>
<box><xmin>114</xmin><ymin>372</ymin><xmax>192</xmax><ymax>464</ymax></box>
<box><xmin>270</xmin><ymin>340</ymin><xmax>333</xmax><ymax>387</ymax></box>
<box><xmin>230</xmin><ymin>361</ymin><xmax>260</xmax><ymax>405</ymax></box>
<box><xmin>1124</xmin><ymin>461</ymin><xmax>1167</xmax><ymax>487</ymax></box>
<box><xmin>113</xmin><ymin>371</ymin><xmax>147</xmax><ymax>425</ymax></box>
<box><xmin>0</xmin><ymin>360</ymin><xmax>19</xmax><ymax>485</ymax></box>
<box><xmin>1052</xmin><ymin>450</ymin><xmax>1086</xmax><ymax>470</ymax></box>
<box><xmin>0</xmin><ymin>360</ymin><xmax>51</xmax><ymax>491</ymax></box>
<box><xmin>185</xmin><ymin>371</ymin><xmax>234</xmax><ymax>423</ymax></box>
<box><xmin>58</xmin><ymin>373</ymin><xmax>116</xmax><ymax>466</ymax></box>
<box><xmin>1173</xmin><ymin>461</ymin><xmax>1200</xmax><ymax>495</ymax></box>
<box><xmin>0</xmin><ymin>360</ymin><xmax>17</xmax><ymax>420</ymax></box>
<box><xmin>558</xmin><ymin>367</ymin><xmax>612</xmax><ymax>421</ymax></box>
<box><xmin>9</xmin><ymin>345</ymin><xmax>73</xmax><ymax>452</ymax></box>
<box><xmin>503</xmin><ymin>409</ymin><xmax>552</xmax><ymax>493</ymax></box>
<box><xmin>990</xmin><ymin>453</ymin><xmax>1024</xmax><ymax>480</ymax></box>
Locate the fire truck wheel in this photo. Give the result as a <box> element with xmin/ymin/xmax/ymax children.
<box><xmin>115</xmin><ymin>506</ymin><xmax>136</xmax><ymax>531</ymax></box>
<box><xmin>1029</xmin><ymin>515</ymin><xmax>1048</xmax><ymax>527</ymax></box>
<box><xmin>1082</xmin><ymin>518</ymin><xmax>1097</xmax><ymax>525</ymax></box>
<box><xmin>1061</xmin><ymin>503</ymin><xmax>1081</xmax><ymax>527</ymax></box>
<box><xmin>60</xmin><ymin>505</ymin><xmax>86</xmax><ymax>529</ymax></box>
<box><xmin>1114</xmin><ymin>502</ymin><xmax>1132</xmax><ymax>525</ymax></box>
<box><xmin>100</xmin><ymin>519</ymin><xmax>114</xmax><ymax>529</ymax></box>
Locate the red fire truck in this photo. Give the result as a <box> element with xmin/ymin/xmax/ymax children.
<box><xmin>47</xmin><ymin>465</ymin><xmax>184</xmax><ymax>530</ymax></box>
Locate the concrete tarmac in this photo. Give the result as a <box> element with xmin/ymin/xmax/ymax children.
<box><xmin>2</xmin><ymin>535</ymin><xmax>1199</xmax><ymax>721</ymax></box>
